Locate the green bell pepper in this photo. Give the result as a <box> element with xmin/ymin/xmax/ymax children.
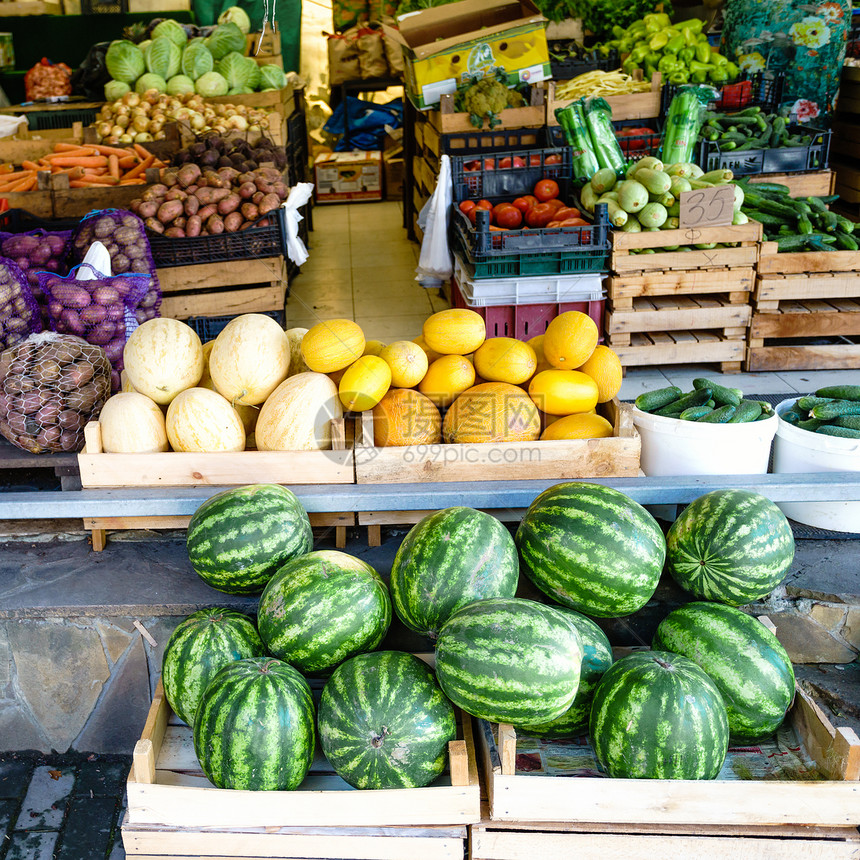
<box><xmin>669</xmin><ymin>70</ymin><xmax>690</xmax><ymax>84</ymax></box>
<box><xmin>689</xmin><ymin>60</ymin><xmax>711</xmax><ymax>83</ymax></box>
<box><xmin>629</xmin><ymin>44</ymin><xmax>650</xmax><ymax>64</ymax></box>
<box><xmin>676</xmin><ymin>18</ymin><xmax>704</xmax><ymax>33</ymax></box>
<box><xmin>708</xmin><ymin>65</ymin><xmax>729</xmax><ymax>83</ymax></box>
<box><xmin>678</xmin><ymin>46</ymin><xmax>696</xmax><ymax>65</ymax></box>
<box><xmin>658</xmin><ymin>54</ymin><xmax>683</xmax><ymax>74</ymax></box>
<box><xmin>710</xmin><ymin>52</ymin><xmax>728</xmax><ymax>66</ymax></box>
<box><xmin>695</xmin><ymin>42</ymin><xmax>712</xmax><ymax>64</ymax></box>
<box><xmin>649</xmin><ymin>31</ymin><xmax>670</xmax><ymax>51</ymax></box>
<box><xmin>725</xmin><ymin>61</ymin><xmax>739</xmax><ymax>79</ymax></box>
<box><xmin>666</xmin><ymin>33</ymin><xmax>685</xmax><ymax>54</ymax></box>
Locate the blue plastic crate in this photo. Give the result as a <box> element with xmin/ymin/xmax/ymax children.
<box><xmin>186</xmin><ymin>310</ymin><xmax>285</xmax><ymax>343</ymax></box>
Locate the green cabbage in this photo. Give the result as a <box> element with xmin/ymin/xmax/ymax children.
<box><xmin>151</xmin><ymin>19</ymin><xmax>188</xmax><ymax>48</ymax></box>
<box><xmin>145</xmin><ymin>37</ymin><xmax>181</xmax><ymax>80</ymax></box>
<box><xmin>217</xmin><ymin>5</ymin><xmax>251</xmax><ymax>34</ymax></box>
<box><xmin>181</xmin><ymin>41</ymin><xmax>214</xmax><ymax>81</ymax></box>
<box><xmin>244</xmin><ymin>57</ymin><xmax>261</xmax><ymax>90</ymax></box>
<box><xmin>104</xmin><ymin>80</ymin><xmax>131</xmax><ymax>101</ymax></box>
<box><xmin>205</xmin><ymin>22</ymin><xmax>246</xmax><ymax>61</ymax></box>
<box><xmin>215</xmin><ymin>51</ymin><xmax>255</xmax><ymax>90</ymax></box>
<box><xmin>195</xmin><ymin>70</ymin><xmax>229</xmax><ymax>97</ymax></box>
<box><xmin>228</xmin><ymin>86</ymin><xmax>254</xmax><ymax>95</ymax></box>
<box><xmin>105</xmin><ymin>40</ymin><xmax>145</xmax><ymax>84</ymax></box>
<box><xmin>166</xmin><ymin>74</ymin><xmax>196</xmax><ymax>95</ymax></box>
<box><xmin>257</xmin><ymin>63</ymin><xmax>286</xmax><ymax>91</ymax></box>
<box><xmin>135</xmin><ymin>73</ymin><xmax>167</xmax><ymax>94</ymax></box>
<box><xmin>138</xmin><ymin>39</ymin><xmax>152</xmax><ymax>53</ymax></box>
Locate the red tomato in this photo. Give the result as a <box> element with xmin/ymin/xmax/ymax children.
<box><xmin>534</xmin><ymin>179</ymin><xmax>560</xmax><ymax>202</ymax></box>
<box><xmin>525</xmin><ymin>203</ymin><xmax>555</xmax><ymax>228</ymax></box>
<box><xmin>483</xmin><ymin>158</ymin><xmax>495</xmax><ymax>170</ymax></box>
<box><xmin>528</xmin><ymin>155</ymin><xmax>541</xmax><ymax>166</ymax></box>
<box><xmin>544</xmin><ymin>153</ymin><xmax>563</xmax><ymax>165</ymax></box>
<box><xmin>463</xmin><ymin>159</ymin><xmax>480</xmax><ymax>172</ymax></box>
<box><xmin>544</xmin><ymin>198</ymin><xmax>565</xmax><ymax>212</ymax></box>
<box><xmin>553</xmin><ymin>206</ymin><xmax>581</xmax><ymax>221</ymax></box>
<box><xmin>497</xmin><ymin>156</ymin><xmax>526</xmax><ymax>169</ymax></box>
<box><xmin>546</xmin><ymin>220</ymin><xmax>562</xmax><ymax>228</ymax></box>
<box><xmin>560</xmin><ymin>218</ymin><xmax>589</xmax><ymax>227</ymax></box>
<box><xmin>511</xmin><ymin>197</ymin><xmax>531</xmax><ymax>213</ymax></box>
<box><xmin>475</xmin><ymin>199</ymin><xmax>493</xmax><ymax>210</ymax></box>
<box><xmin>495</xmin><ymin>205</ymin><xmax>523</xmax><ymax>229</ymax></box>
<box><xmin>459</xmin><ymin>200</ymin><xmax>477</xmax><ymax>214</ymax></box>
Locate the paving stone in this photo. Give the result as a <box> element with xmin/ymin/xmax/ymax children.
<box><xmin>0</xmin><ymin>761</ymin><xmax>32</xmax><ymax>799</ymax></box>
<box><xmin>0</xmin><ymin>627</ymin><xmax>10</xmax><ymax>693</ymax></box>
<box><xmin>95</xmin><ymin>621</ymin><xmax>134</xmax><ymax>667</ymax></box>
<box><xmin>0</xmin><ymin>708</ymin><xmax>48</xmax><ymax>756</ymax></box>
<box><xmin>783</xmin><ymin>540</ymin><xmax>860</xmax><ymax>604</ymax></box>
<box><xmin>4</xmin><ymin>829</ymin><xmax>59</xmax><ymax>860</ymax></box>
<box><xmin>73</xmin><ymin>760</ymin><xmax>130</xmax><ymax>799</ymax></box>
<box><xmin>15</xmin><ymin>764</ymin><xmax>74</xmax><ymax>830</ymax></box>
<box><xmin>809</xmin><ymin>602</ymin><xmax>847</xmax><ymax>633</ymax></box>
<box><xmin>768</xmin><ymin>611</ymin><xmax>858</xmax><ymax>664</ymax></box>
<box><xmin>54</xmin><ymin>795</ymin><xmax>118</xmax><ymax>860</ymax></box>
<box><xmin>0</xmin><ymin>797</ymin><xmax>18</xmax><ymax>838</ymax></box>
<box><xmin>843</xmin><ymin>606</ymin><xmax>860</xmax><ymax>649</ymax></box>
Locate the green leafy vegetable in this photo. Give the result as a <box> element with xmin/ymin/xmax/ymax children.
<box><xmin>151</xmin><ymin>19</ymin><xmax>188</xmax><ymax>48</ymax></box>
<box><xmin>145</xmin><ymin>37</ymin><xmax>181</xmax><ymax>80</ymax></box>
<box><xmin>181</xmin><ymin>41</ymin><xmax>214</xmax><ymax>81</ymax></box>
<box><xmin>217</xmin><ymin>6</ymin><xmax>252</xmax><ymax>35</ymax></box>
<box><xmin>195</xmin><ymin>70</ymin><xmax>229</xmax><ymax>97</ymax></box>
<box><xmin>105</xmin><ymin>40</ymin><xmax>145</xmax><ymax>84</ymax></box>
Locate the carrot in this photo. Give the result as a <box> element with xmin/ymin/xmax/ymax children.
<box><xmin>21</xmin><ymin>160</ymin><xmax>46</xmax><ymax>172</ymax></box>
<box><xmin>44</xmin><ymin>147</ymin><xmax>98</xmax><ymax>160</ymax></box>
<box><xmin>90</xmin><ymin>143</ymin><xmax>136</xmax><ymax>159</ymax></box>
<box><xmin>118</xmin><ymin>155</ymin><xmax>137</xmax><ymax>170</ymax></box>
<box><xmin>50</xmin><ymin>156</ymin><xmax>108</xmax><ymax>168</ymax></box>
<box><xmin>118</xmin><ymin>178</ymin><xmax>146</xmax><ymax>186</ymax></box>
<box><xmin>0</xmin><ymin>170</ymin><xmax>35</xmax><ymax>187</ymax></box>
<box><xmin>123</xmin><ymin>153</ymin><xmax>155</xmax><ymax>180</ymax></box>
<box><xmin>132</xmin><ymin>143</ymin><xmax>153</xmax><ymax>161</ymax></box>
<box><xmin>53</xmin><ymin>142</ymin><xmax>90</xmax><ymax>153</ymax></box>
<box><xmin>6</xmin><ymin>176</ymin><xmax>36</xmax><ymax>192</ymax></box>
<box><xmin>69</xmin><ymin>175</ymin><xmax>119</xmax><ymax>186</ymax></box>
<box><xmin>108</xmin><ymin>154</ymin><xmax>120</xmax><ymax>181</ymax></box>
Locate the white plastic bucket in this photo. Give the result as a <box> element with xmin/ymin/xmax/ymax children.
<box><xmin>632</xmin><ymin>406</ymin><xmax>778</xmax><ymax>476</ymax></box>
<box><xmin>773</xmin><ymin>397</ymin><xmax>860</xmax><ymax>533</ymax></box>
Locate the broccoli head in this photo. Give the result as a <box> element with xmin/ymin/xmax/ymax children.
<box><xmin>463</xmin><ymin>78</ymin><xmax>509</xmax><ymax>129</ymax></box>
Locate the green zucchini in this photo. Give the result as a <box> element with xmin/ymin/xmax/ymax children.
<box><xmin>635</xmin><ymin>386</ymin><xmax>682</xmax><ymax>412</ymax></box>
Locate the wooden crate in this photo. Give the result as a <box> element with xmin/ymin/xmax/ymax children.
<box><xmin>476</xmin><ymin>684</ymin><xmax>860</xmax><ymax>827</ymax></box>
<box><xmin>606</xmin><ymin>294</ymin><xmax>751</xmax><ymax>340</ymax></box>
<box><xmin>124</xmin><ymin>678</ymin><xmax>481</xmax><ymax>835</ymax></box>
<box><xmin>606</xmin><ymin>267</ymin><xmax>755</xmax><ymax>302</ymax></box>
<box><xmin>50</xmin><ymin>168</ymin><xmax>159</xmax><ymax>219</ymax></box>
<box><xmin>546</xmin><ymin>74</ymin><xmax>661</xmax><ymax>126</ymax></box>
<box><xmin>0</xmin><ymin>123</ymin><xmax>83</xmax><ymax>165</ymax></box>
<box><xmin>206</xmin><ymin>83</ymin><xmax>298</xmax><ymax>115</ymax></box>
<box><xmin>156</xmin><ymin>257</ymin><xmax>286</xmax><ymax>320</ymax></box>
<box><xmin>607</xmin><ymin>329</ymin><xmax>747</xmax><ymax>373</ymax></box>
<box><xmin>610</xmin><ymin>222</ymin><xmax>763</xmax><ymax>275</ymax></box>
<box><xmin>746</xmin><ymin>170</ymin><xmax>835</xmax><ymax>198</ymax></box>
<box><xmin>127</xmin><ymin>0</ymin><xmax>190</xmax><ymax>10</ymax></box>
<box><xmin>747</xmin><ymin>241</ymin><xmax>860</xmax><ymax>371</ymax></box>
<box><xmin>423</xmin><ymin>88</ymin><xmax>545</xmax><ymax>136</ymax></box>
<box><xmin>0</xmin><ymin>0</ymin><xmax>60</xmax><ymax>13</ymax></box>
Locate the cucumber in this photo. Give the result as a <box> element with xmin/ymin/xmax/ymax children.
<box><xmin>811</xmin><ymin>401</ymin><xmax>860</xmax><ymax>420</ymax></box>
<box><xmin>752</xmin><ymin>400</ymin><xmax>774</xmax><ymax>416</ymax></box>
<box><xmin>797</xmin><ymin>395</ymin><xmax>834</xmax><ymax>412</ymax></box>
<box><xmin>816</xmin><ymin>425</ymin><xmax>860</xmax><ymax>439</ymax></box>
<box><xmin>831</xmin><ymin>415</ymin><xmax>860</xmax><ymax>430</ymax></box>
<box><xmin>635</xmin><ymin>385</ymin><xmax>682</xmax><ymax>412</ymax></box>
<box><xmin>780</xmin><ymin>409</ymin><xmax>803</xmax><ymax>424</ymax></box>
<box><xmin>654</xmin><ymin>387</ymin><xmax>712</xmax><ymax>416</ymax></box>
<box><xmin>796</xmin><ymin>418</ymin><xmax>824</xmax><ymax>431</ymax></box>
<box><xmin>696</xmin><ymin>404</ymin><xmax>736</xmax><ymax>423</ymax></box>
<box><xmin>727</xmin><ymin>400</ymin><xmax>762</xmax><ymax>423</ymax></box>
<box><xmin>679</xmin><ymin>405</ymin><xmax>714</xmax><ymax>420</ymax></box>
<box><xmin>692</xmin><ymin>377</ymin><xmax>741</xmax><ymax>407</ymax></box>
<box><xmin>816</xmin><ymin>385</ymin><xmax>860</xmax><ymax>401</ymax></box>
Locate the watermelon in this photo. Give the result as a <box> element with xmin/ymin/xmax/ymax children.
<box><xmin>257</xmin><ymin>550</ymin><xmax>392</xmax><ymax>674</ymax></box>
<box><xmin>435</xmin><ymin>597</ymin><xmax>583</xmax><ymax>725</ymax></box>
<box><xmin>390</xmin><ymin>507</ymin><xmax>519</xmax><ymax>639</ymax></box>
<box><xmin>652</xmin><ymin>602</ymin><xmax>795</xmax><ymax>743</ymax></box>
<box><xmin>186</xmin><ymin>483</ymin><xmax>313</xmax><ymax>595</ymax></box>
<box><xmin>318</xmin><ymin>651</ymin><xmax>456</xmax><ymax>790</ymax></box>
<box><xmin>161</xmin><ymin>607</ymin><xmax>266</xmax><ymax>727</ymax></box>
<box><xmin>590</xmin><ymin>650</ymin><xmax>730</xmax><ymax>780</ymax></box>
<box><xmin>666</xmin><ymin>489</ymin><xmax>795</xmax><ymax>606</ymax></box>
<box><xmin>193</xmin><ymin>657</ymin><xmax>315</xmax><ymax>791</ymax></box>
<box><xmin>514</xmin><ymin>609</ymin><xmax>612</xmax><ymax>738</ymax></box>
<box><xmin>515</xmin><ymin>482</ymin><xmax>666</xmax><ymax>618</ymax></box>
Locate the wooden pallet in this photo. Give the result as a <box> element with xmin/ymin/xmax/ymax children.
<box><xmin>124</xmin><ymin>677</ymin><xmax>481</xmax><ymax>836</ymax></box>
<box><xmin>607</xmin><ymin>294</ymin><xmax>751</xmax><ymax>337</ymax></box>
<box><xmin>546</xmin><ymin>73</ymin><xmax>661</xmax><ymax>125</ymax></box>
<box><xmin>607</xmin><ymin>267</ymin><xmax>755</xmax><ymax>301</ymax></box>
<box><xmin>607</xmin><ymin>329</ymin><xmax>746</xmax><ymax>373</ymax></box>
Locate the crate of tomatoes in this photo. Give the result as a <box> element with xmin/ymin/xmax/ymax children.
<box><xmin>450</xmin><ymin>147</ymin><xmax>611</xmax><ymax>279</ymax></box>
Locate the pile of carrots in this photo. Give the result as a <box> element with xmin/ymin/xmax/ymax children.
<box><xmin>0</xmin><ymin>141</ymin><xmax>168</xmax><ymax>192</ymax></box>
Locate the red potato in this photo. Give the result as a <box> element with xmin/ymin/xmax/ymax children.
<box><xmin>240</xmin><ymin>202</ymin><xmax>259</xmax><ymax>221</ymax></box>
<box><xmin>272</xmin><ymin>182</ymin><xmax>288</xmax><ymax>200</ymax></box>
<box><xmin>218</xmin><ymin>194</ymin><xmax>241</xmax><ymax>215</ymax></box>
<box><xmin>202</xmin><ymin>171</ymin><xmax>223</xmax><ymax>188</ymax></box>
<box><xmin>165</xmin><ymin>187</ymin><xmax>188</xmax><ymax>202</ymax></box>
<box><xmin>185</xmin><ymin>215</ymin><xmax>202</xmax><ymax>237</ymax></box>
<box><xmin>138</xmin><ymin>201</ymin><xmax>158</xmax><ymax>219</ymax></box>
<box><xmin>194</xmin><ymin>187</ymin><xmax>217</xmax><ymax>204</ymax></box>
<box><xmin>223</xmin><ymin>211</ymin><xmax>243</xmax><ymax>232</ymax></box>
<box><xmin>104</xmin><ymin>339</ymin><xmax>124</xmax><ymax>363</ymax></box>
<box><xmin>144</xmin><ymin>218</ymin><xmax>165</xmax><ymax>234</ymax></box>
<box><xmin>51</xmin><ymin>284</ymin><xmax>91</xmax><ymax>309</ymax></box>
<box><xmin>81</xmin><ymin>305</ymin><xmax>107</xmax><ymax>325</ymax></box>
<box><xmin>142</xmin><ymin>184</ymin><xmax>168</xmax><ymax>201</ymax></box>
<box><xmin>157</xmin><ymin>200</ymin><xmax>185</xmax><ymax>224</ymax></box>
<box><xmin>206</xmin><ymin>214</ymin><xmax>225</xmax><ymax>235</ymax></box>
<box><xmin>238</xmin><ymin>182</ymin><xmax>256</xmax><ymax>199</ymax></box>
<box><xmin>164</xmin><ymin>227</ymin><xmax>186</xmax><ymax>238</ymax></box>
<box><xmin>105</xmin><ymin>304</ymin><xmax>124</xmax><ymax>321</ymax></box>
<box><xmin>87</xmin><ymin>321</ymin><xmax>116</xmax><ymax>346</ymax></box>
<box><xmin>92</xmin><ymin>285</ymin><xmax>119</xmax><ymax>306</ymax></box>
<box><xmin>197</xmin><ymin>204</ymin><xmax>217</xmax><ymax>220</ymax></box>
<box><xmin>252</xmin><ymin>191</ymin><xmax>264</xmax><ymax>205</ymax></box>
<box><xmin>59</xmin><ymin>308</ymin><xmax>85</xmax><ymax>336</ymax></box>
<box><xmin>258</xmin><ymin>194</ymin><xmax>280</xmax><ymax>215</ymax></box>
<box><xmin>184</xmin><ymin>196</ymin><xmax>200</xmax><ymax>216</ymax></box>
<box><xmin>210</xmin><ymin>187</ymin><xmax>231</xmax><ymax>203</ymax></box>
<box><xmin>177</xmin><ymin>163</ymin><xmax>201</xmax><ymax>188</ymax></box>
<box><xmin>174</xmin><ymin>215</ymin><xmax>187</xmax><ymax>229</ymax></box>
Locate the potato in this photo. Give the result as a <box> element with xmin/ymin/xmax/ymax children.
<box><xmin>112</xmin><ymin>253</ymin><xmax>130</xmax><ymax>273</ymax></box>
<box><xmin>177</xmin><ymin>163</ymin><xmax>201</xmax><ymax>188</ymax></box>
<box><xmin>138</xmin><ymin>201</ymin><xmax>158</xmax><ymax>219</ymax></box>
<box><xmin>164</xmin><ymin>227</ymin><xmax>186</xmax><ymax>238</ymax></box>
<box><xmin>144</xmin><ymin>218</ymin><xmax>165</xmax><ymax>234</ymax></box>
<box><xmin>240</xmin><ymin>202</ymin><xmax>259</xmax><ymax>221</ymax></box>
<box><xmin>87</xmin><ymin>321</ymin><xmax>117</xmax><ymax>346</ymax></box>
<box><xmin>49</xmin><ymin>283</ymin><xmax>90</xmax><ymax>309</ymax></box>
<box><xmin>206</xmin><ymin>214</ymin><xmax>225</xmax><ymax>235</ymax></box>
<box><xmin>157</xmin><ymin>200</ymin><xmax>185</xmax><ymax>224</ymax></box>
<box><xmin>65</xmin><ymin>383</ymin><xmax>98</xmax><ymax>413</ymax></box>
<box><xmin>252</xmin><ymin>191</ymin><xmax>265</xmax><ymax>205</ymax></box>
<box><xmin>218</xmin><ymin>193</ymin><xmax>241</xmax><ymax>215</ymax></box>
<box><xmin>184</xmin><ymin>196</ymin><xmax>200</xmax><ymax>216</ymax></box>
<box><xmin>165</xmin><ymin>187</ymin><xmax>188</xmax><ymax>202</ymax></box>
<box><xmin>185</xmin><ymin>215</ymin><xmax>202</xmax><ymax>237</ymax></box>
<box><xmin>238</xmin><ymin>181</ymin><xmax>257</xmax><ymax>200</ymax></box>
<box><xmin>59</xmin><ymin>309</ymin><xmax>86</xmax><ymax>336</ymax></box>
<box><xmin>92</xmin><ymin>285</ymin><xmax>120</xmax><ymax>306</ymax></box>
<box><xmin>197</xmin><ymin>204</ymin><xmax>217</xmax><ymax>221</ymax></box>
<box><xmin>259</xmin><ymin>194</ymin><xmax>281</xmax><ymax>215</ymax></box>
<box><xmin>223</xmin><ymin>211</ymin><xmax>243</xmax><ymax>232</ymax></box>
<box><xmin>81</xmin><ymin>305</ymin><xmax>108</xmax><ymax>325</ymax></box>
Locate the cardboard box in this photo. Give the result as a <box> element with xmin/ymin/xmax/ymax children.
<box><xmin>383</xmin><ymin>0</ymin><xmax>550</xmax><ymax>111</ymax></box>
<box><xmin>314</xmin><ymin>151</ymin><xmax>383</xmax><ymax>203</ymax></box>
<box><xmin>0</xmin><ymin>33</ymin><xmax>13</xmax><ymax>73</ymax></box>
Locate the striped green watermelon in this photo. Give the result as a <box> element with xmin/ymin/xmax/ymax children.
<box><xmin>193</xmin><ymin>657</ymin><xmax>315</xmax><ymax>791</ymax></box>
<box><xmin>318</xmin><ymin>651</ymin><xmax>456</xmax><ymax>790</ymax></box>
<box><xmin>666</xmin><ymin>490</ymin><xmax>795</xmax><ymax>606</ymax></box>
<box><xmin>161</xmin><ymin>608</ymin><xmax>266</xmax><ymax>727</ymax></box>
<box><xmin>514</xmin><ymin>609</ymin><xmax>613</xmax><ymax>738</ymax></box>
<box><xmin>590</xmin><ymin>650</ymin><xmax>729</xmax><ymax>780</ymax></box>
<box><xmin>515</xmin><ymin>482</ymin><xmax>666</xmax><ymax>618</ymax></box>
<box><xmin>652</xmin><ymin>602</ymin><xmax>795</xmax><ymax>743</ymax></box>
<box><xmin>390</xmin><ymin>507</ymin><xmax>519</xmax><ymax>639</ymax></box>
<box><xmin>257</xmin><ymin>550</ymin><xmax>392</xmax><ymax>674</ymax></box>
<box><xmin>186</xmin><ymin>484</ymin><xmax>313</xmax><ymax>595</ymax></box>
<box><xmin>435</xmin><ymin>597</ymin><xmax>583</xmax><ymax>725</ymax></box>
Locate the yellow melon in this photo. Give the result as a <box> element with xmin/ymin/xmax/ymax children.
<box><xmin>285</xmin><ymin>327</ymin><xmax>312</xmax><ymax>377</ymax></box>
<box><xmin>418</xmin><ymin>354</ymin><xmax>476</xmax><ymax>408</ymax></box>
<box><xmin>540</xmin><ymin>412</ymin><xmax>614</xmax><ymax>441</ymax></box>
<box><xmin>339</xmin><ymin>355</ymin><xmax>392</xmax><ymax>411</ymax></box>
<box><xmin>196</xmin><ymin>343</ymin><xmax>258</xmax><ymax>435</ymax></box>
<box><xmin>412</xmin><ymin>334</ymin><xmax>443</xmax><ymax>364</ymax></box>
<box><xmin>165</xmin><ymin>387</ymin><xmax>246</xmax><ymax>452</ymax></box>
<box><xmin>379</xmin><ymin>340</ymin><xmax>429</xmax><ymax>388</ymax></box>
<box><xmin>123</xmin><ymin>317</ymin><xmax>204</xmax><ymax>405</ymax></box>
<box><xmin>301</xmin><ymin>319</ymin><xmax>365</xmax><ymax>373</ymax></box>
<box><xmin>372</xmin><ymin>388</ymin><xmax>442</xmax><ymax>446</ymax></box>
<box><xmin>422</xmin><ymin>309</ymin><xmax>486</xmax><ymax>355</ymax></box>
<box><xmin>363</xmin><ymin>339</ymin><xmax>386</xmax><ymax>357</ymax></box>
<box><xmin>527</xmin><ymin>333</ymin><xmax>553</xmax><ymax>376</ymax></box>
<box><xmin>99</xmin><ymin>392</ymin><xmax>168</xmax><ymax>453</ymax></box>
<box><xmin>528</xmin><ymin>369</ymin><xmax>599</xmax><ymax>416</ymax></box>
<box><xmin>443</xmin><ymin>382</ymin><xmax>540</xmax><ymax>444</ymax></box>
<box><xmin>256</xmin><ymin>372</ymin><xmax>343</xmax><ymax>451</ymax></box>
<box><xmin>474</xmin><ymin>337</ymin><xmax>537</xmax><ymax>385</ymax></box>
<box><xmin>543</xmin><ymin>311</ymin><xmax>599</xmax><ymax>369</ymax></box>
<box><xmin>576</xmin><ymin>345</ymin><xmax>623</xmax><ymax>403</ymax></box>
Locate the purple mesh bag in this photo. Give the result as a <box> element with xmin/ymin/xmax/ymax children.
<box><xmin>0</xmin><ymin>256</ymin><xmax>43</xmax><ymax>352</ymax></box>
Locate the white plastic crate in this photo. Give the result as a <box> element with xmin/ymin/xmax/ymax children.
<box><xmin>454</xmin><ymin>254</ymin><xmax>605</xmax><ymax>307</ymax></box>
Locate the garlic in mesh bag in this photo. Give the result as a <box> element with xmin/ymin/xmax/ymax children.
<box><xmin>0</xmin><ymin>332</ymin><xmax>111</xmax><ymax>453</ymax></box>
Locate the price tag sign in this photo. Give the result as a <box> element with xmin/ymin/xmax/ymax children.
<box><xmin>679</xmin><ymin>185</ymin><xmax>735</xmax><ymax>229</ymax></box>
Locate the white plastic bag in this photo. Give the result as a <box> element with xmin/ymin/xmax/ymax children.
<box><xmin>416</xmin><ymin>154</ymin><xmax>453</xmax><ymax>289</ymax></box>
<box><xmin>0</xmin><ymin>115</ymin><xmax>27</xmax><ymax>140</ymax></box>
<box><xmin>281</xmin><ymin>182</ymin><xmax>315</xmax><ymax>267</ymax></box>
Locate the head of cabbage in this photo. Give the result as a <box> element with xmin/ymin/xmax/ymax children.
<box><xmin>145</xmin><ymin>37</ymin><xmax>181</xmax><ymax>80</ymax></box>
<box><xmin>205</xmin><ymin>22</ymin><xmax>246</xmax><ymax>60</ymax></box>
<box><xmin>166</xmin><ymin>74</ymin><xmax>196</xmax><ymax>96</ymax></box>
<box><xmin>105</xmin><ymin>40</ymin><xmax>145</xmax><ymax>84</ymax></box>
<box><xmin>135</xmin><ymin>73</ymin><xmax>167</xmax><ymax>95</ymax></box>
<box><xmin>151</xmin><ymin>19</ymin><xmax>187</xmax><ymax>47</ymax></box>
<box><xmin>258</xmin><ymin>63</ymin><xmax>287</xmax><ymax>91</ymax></box>
<box><xmin>104</xmin><ymin>80</ymin><xmax>131</xmax><ymax>101</ymax></box>
<box><xmin>195</xmin><ymin>70</ymin><xmax>229</xmax><ymax>98</ymax></box>
<box><xmin>181</xmin><ymin>41</ymin><xmax>214</xmax><ymax>81</ymax></box>
<box><xmin>215</xmin><ymin>51</ymin><xmax>261</xmax><ymax>91</ymax></box>
<box><xmin>217</xmin><ymin>6</ymin><xmax>252</xmax><ymax>34</ymax></box>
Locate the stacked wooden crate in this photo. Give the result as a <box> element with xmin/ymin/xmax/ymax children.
<box><xmin>605</xmin><ymin>222</ymin><xmax>762</xmax><ymax>373</ymax></box>
<box><xmin>747</xmin><ymin>244</ymin><xmax>860</xmax><ymax>371</ymax></box>
<box><xmin>832</xmin><ymin>66</ymin><xmax>860</xmax><ymax>217</ymax></box>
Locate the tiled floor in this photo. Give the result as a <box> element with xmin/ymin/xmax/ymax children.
<box><xmin>289</xmin><ymin>200</ymin><xmax>860</xmax><ymax>400</ymax></box>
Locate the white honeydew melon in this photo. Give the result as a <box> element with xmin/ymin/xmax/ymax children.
<box><xmin>255</xmin><ymin>372</ymin><xmax>342</xmax><ymax>451</ymax></box>
<box><xmin>197</xmin><ymin>339</ymin><xmax>257</xmax><ymax>434</ymax></box>
<box><xmin>209</xmin><ymin>314</ymin><xmax>290</xmax><ymax>406</ymax></box>
<box><xmin>165</xmin><ymin>387</ymin><xmax>246</xmax><ymax>452</ymax></box>
<box><xmin>123</xmin><ymin>318</ymin><xmax>205</xmax><ymax>405</ymax></box>
<box><xmin>285</xmin><ymin>327</ymin><xmax>311</xmax><ymax>377</ymax></box>
<box><xmin>99</xmin><ymin>392</ymin><xmax>168</xmax><ymax>453</ymax></box>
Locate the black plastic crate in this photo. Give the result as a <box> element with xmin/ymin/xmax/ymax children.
<box><xmin>0</xmin><ymin>209</ymin><xmax>78</xmax><ymax>233</ymax></box>
<box><xmin>451</xmin><ymin>146</ymin><xmax>570</xmax><ymax>201</ymax></box>
<box><xmin>660</xmin><ymin>72</ymin><xmax>785</xmax><ymax>117</ymax></box>
<box><xmin>287</xmin><ymin>112</ymin><xmax>309</xmax><ymax>185</ymax></box>
<box><xmin>26</xmin><ymin>107</ymin><xmax>100</xmax><ymax>131</ymax></box>
<box><xmin>548</xmin><ymin>43</ymin><xmax>619</xmax><ymax>81</ymax></box>
<box><xmin>696</xmin><ymin>123</ymin><xmax>831</xmax><ymax>175</ymax></box>
<box><xmin>186</xmin><ymin>309</ymin><xmax>285</xmax><ymax>343</ymax></box>
<box><xmin>147</xmin><ymin>207</ymin><xmax>289</xmax><ymax>269</ymax></box>
<box><xmin>441</xmin><ymin>126</ymin><xmax>553</xmax><ymax>156</ymax></box>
